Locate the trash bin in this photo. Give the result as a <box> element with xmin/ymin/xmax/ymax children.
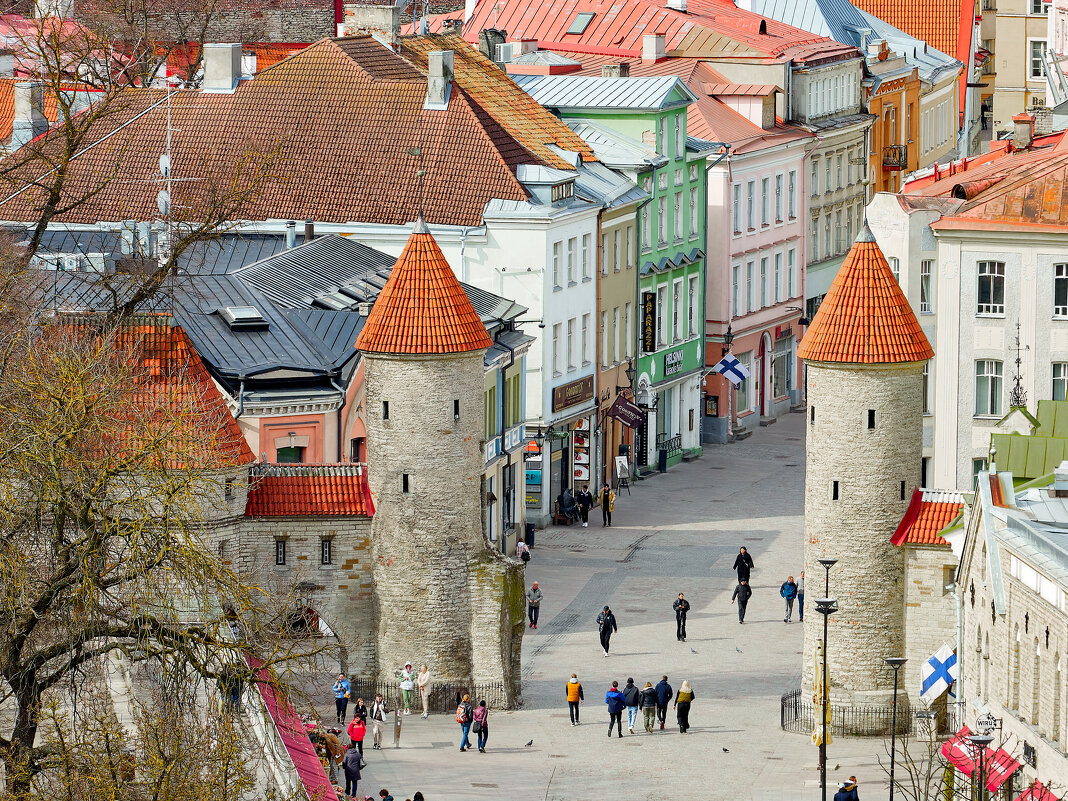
<box><xmin>525</xmin><ymin>522</ymin><xmax>535</xmax><ymax>549</ymax></box>
<box><xmin>658</xmin><ymin>448</ymin><xmax>668</xmax><ymax>473</ymax></box>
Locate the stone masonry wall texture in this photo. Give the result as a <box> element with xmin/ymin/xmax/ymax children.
<box><xmin>364</xmin><ymin>351</ymin><xmax>522</xmax><ymax>700</ymax></box>
<box><xmin>802</xmin><ymin>361</ymin><xmax>923</xmax><ymax>705</ymax></box>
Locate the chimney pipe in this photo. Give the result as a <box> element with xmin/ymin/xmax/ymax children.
<box><xmin>642</xmin><ymin>34</ymin><xmax>666</xmax><ymax>64</ymax></box>
<box><xmin>10</xmin><ymin>82</ymin><xmax>47</xmax><ymax>151</ymax></box>
<box><xmin>0</xmin><ymin>50</ymin><xmax>15</xmax><ymax>79</ymax></box>
<box><xmin>667</xmin><ymin>0</ymin><xmax>686</xmax><ymax>10</ymax></box>
<box><xmin>342</xmin><ymin>0</ymin><xmax>403</xmax><ymax>46</ymax></box>
<box><xmin>286</xmin><ymin>220</ymin><xmax>296</xmax><ymax>249</ymax></box>
<box><xmin>304</xmin><ymin>218</ymin><xmax>315</xmax><ymax>242</ymax></box>
<box><xmin>601</xmin><ymin>62</ymin><xmax>630</xmax><ymax>78</ymax></box>
<box><xmin>1012</xmin><ymin>112</ymin><xmax>1035</xmax><ymax>151</ymax></box>
<box><xmin>202</xmin><ymin>43</ymin><xmax>242</xmax><ymax>92</ymax></box>
<box><xmin>425</xmin><ymin>50</ymin><xmax>454</xmax><ymax>109</ymax></box>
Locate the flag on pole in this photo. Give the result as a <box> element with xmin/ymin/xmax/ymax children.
<box><xmin>711</xmin><ymin>354</ymin><xmax>750</xmax><ymax>386</ymax></box>
<box><xmin>920</xmin><ymin>643</ymin><xmax>958</xmax><ymax>704</ymax></box>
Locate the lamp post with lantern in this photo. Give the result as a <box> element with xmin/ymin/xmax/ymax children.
<box><xmin>885</xmin><ymin>657</ymin><xmax>908</xmax><ymax>801</ymax></box>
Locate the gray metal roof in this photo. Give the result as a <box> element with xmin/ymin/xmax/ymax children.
<box><xmin>513</xmin><ymin>74</ymin><xmax>697</xmax><ymax>112</ymax></box>
<box><xmin>509</xmin><ymin>51</ymin><xmax>583</xmax><ymax>68</ymax></box>
<box><xmin>572</xmin><ymin>159</ymin><xmax>648</xmax><ymax>209</ymax></box>
<box><xmin>565</xmin><ymin>120</ymin><xmax>666</xmax><ymax>169</ymax></box>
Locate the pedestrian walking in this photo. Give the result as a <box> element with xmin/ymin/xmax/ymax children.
<box><xmin>566</xmin><ymin>673</ymin><xmax>584</xmax><ymax>725</ymax></box>
<box><xmin>605</xmin><ymin>681</ymin><xmax>625</xmax><ymax>738</ymax></box>
<box><xmin>797</xmin><ymin>571</ymin><xmax>805</xmax><ymax>622</ymax></box>
<box><xmin>843</xmin><ymin>776</ymin><xmax>860</xmax><ymax>800</ymax></box>
<box><xmin>576</xmin><ymin>484</ymin><xmax>594</xmax><ymax>527</ymax></box>
<box><xmin>732</xmin><ymin>578</ymin><xmax>752</xmax><ymax>623</ymax></box>
<box><xmin>351</xmin><ymin>697</ymin><xmax>367</xmax><ymax>724</ymax></box>
<box><xmin>333</xmin><ymin>673</ymin><xmax>351</xmax><ymax>723</ymax></box>
<box><xmin>834</xmin><ymin>783</ymin><xmax>851</xmax><ymax>801</ymax></box>
<box><xmin>733</xmin><ymin>547</ymin><xmax>754</xmax><ymax>582</ymax></box>
<box><xmin>417</xmin><ymin>665</ymin><xmax>431</xmax><ymax>719</ymax></box>
<box><xmin>346</xmin><ymin>716</ymin><xmax>367</xmax><ymax>764</ymax></box>
<box><xmin>673</xmin><ymin>680</ymin><xmax>695</xmax><ymax>733</ymax></box>
<box><xmin>473</xmin><ymin>699</ymin><xmax>489</xmax><ymax>752</ymax></box>
<box><xmin>516</xmin><ymin>538</ymin><xmax>531</xmax><ymax>562</ymax></box>
<box><xmin>368</xmin><ymin>694</ymin><xmax>388</xmax><ymax>750</ymax></box>
<box><xmin>622</xmin><ymin>677</ymin><xmax>640</xmax><ymax>733</ymax></box>
<box><xmin>980</xmin><ymin>100</ymin><xmax>990</xmax><ymax>130</ymax></box>
<box><xmin>398</xmin><ymin>663</ymin><xmax>415</xmax><ymax>715</ymax></box>
<box><xmin>654</xmin><ymin>675</ymin><xmax>672</xmax><ymax>730</ymax></box>
<box><xmin>600</xmin><ymin>483</ymin><xmax>616</xmax><ymax>527</ymax></box>
<box><xmin>780</xmin><ymin>576</ymin><xmax>798</xmax><ymax>623</ymax></box>
<box><xmin>342</xmin><ymin>745</ymin><xmax>362</xmax><ymax>797</ymax></box>
<box><xmin>324</xmin><ymin>729</ymin><xmax>345</xmax><ymax>784</ymax></box>
<box><xmin>526</xmin><ymin>582</ymin><xmax>542</xmax><ymax>629</ymax></box>
<box><xmin>673</xmin><ymin>592</ymin><xmax>690</xmax><ymax>641</ymax></box>
<box><xmin>456</xmin><ymin>694</ymin><xmax>474</xmax><ymax>751</ymax></box>
<box><xmin>639</xmin><ymin>681</ymin><xmax>657</xmax><ymax>732</ymax></box>
<box><xmin>596</xmin><ymin>605</ymin><xmax>618</xmax><ymax>657</ymax></box>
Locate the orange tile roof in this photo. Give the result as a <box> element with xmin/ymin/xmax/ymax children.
<box><xmin>245</xmin><ymin>465</ymin><xmax>372</xmax><ymax>516</ymax></box>
<box><xmin>797</xmin><ymin>223</ymin><xmax>934</xmax><ymax>364</ymax></box>
<box><xmin>355</xmin><ymin>217</ymin><xmax>493</xmax><ymax>355</ymax></box>
<box><xmin>850</xmin><ymin>0</ymin><xmax>968</xmax><ymax>67</ymax></box>
<box><xmin>160</xmin><ymin>42</ymin><xmax>310</xmax><ymax>81</ymax></box>
<box><xmin>891</xmin><ymin>488</ymin><xmax>963</xmax><ymax>546</ymax></box>
<box><xmin>0</xmin><ymin>78</ymin><xmax>58</xmax><ymax>142</ymax></box>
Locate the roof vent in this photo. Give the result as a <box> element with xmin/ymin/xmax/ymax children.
<box><xmin>202</xmin><ymin>43</ymin><xmax>242</xmax><ymax>92</ymax></box>
<box><xmin>758</xmin><ymin>19</ymin><xmax>767</xmax><ymax>34</ymax></box>
<box><xmin>221</xmin><ymin>305</ymin><xmax>269</xmax><ymax>330</ymax></box>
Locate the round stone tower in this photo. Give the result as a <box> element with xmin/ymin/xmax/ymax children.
<box><xmin>797</xmin><ymin>223</ymin><xmax>934</xmax><ymax>706</ymax></box>
<box><xmin>356</xmin><ymin>217</ymin><xmax>523</xmax><ymax>696</ymax></box>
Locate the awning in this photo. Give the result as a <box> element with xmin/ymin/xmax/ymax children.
<box><xmin>940</xmin><ymin>726</ymin><xmax>1021</xmax><ymax>791</ymax></box>
<box><xmin>1016</xmin><ymin>781</ymin><xmax>1061</xmax><ymax>801</ymax></box>
<box><xmin>941</xmin><ymin>725</ymin><xmax>980</xmax><ymax>775</ymax></box>
<box><xmin>986</xmin><ymin>748</ymin><xmax>1022</xmax><ymax>792</ymax></box>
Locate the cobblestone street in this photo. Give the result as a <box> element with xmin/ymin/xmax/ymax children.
<box><xmin>343</xmin><ymin>415</ymin><xmax>890</xmax><ymax>800</ymax></box>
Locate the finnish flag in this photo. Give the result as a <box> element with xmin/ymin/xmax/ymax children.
<box><xmin>712</xmin><ymin>354</ymin><xmax>750</xmax><ymax>387</ymax></box>
<box><xmin>920</xmin><ymin>643</ymin><xmax>958</xmax><ymax>704</ymax></box>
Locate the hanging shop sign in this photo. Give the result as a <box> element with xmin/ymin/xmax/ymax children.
<box><xmin>641</xmin><ymin>292</ymin><xmax>656</xmax><ymax>352</ymax></box>
<box><xmin>606</xmin><ymin>394</ymin><xmax>646</xmax><ymax>429</ymax></box>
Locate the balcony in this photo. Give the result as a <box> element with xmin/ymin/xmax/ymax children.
<box><xmin>883</xmin><ymin>144</ymin><xmax>908</xmax><ymax>171</ymax></box>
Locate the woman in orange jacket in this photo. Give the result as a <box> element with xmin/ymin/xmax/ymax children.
<box><xmin>566</xmin><ymin>673</ymin><xmax>584</xmax><ymax>726</ymax></box>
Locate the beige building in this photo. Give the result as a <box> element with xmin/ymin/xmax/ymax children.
<box><xmin>980</xmin><ymin>0</ymin><xmax>1051</xmax><ymax>132</ymax></box>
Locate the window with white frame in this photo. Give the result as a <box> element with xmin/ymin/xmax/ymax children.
<box><xmin>624</xmin><ymin>302</ymin><xmax>633</xmax><ymax>357</ymax></box>
<box><xmin>746</xmin><ymin>261</ymin><xmax>755</xmax><ymax>312</ymax></box>
<box><xmin>773</xmin><ymin>337</ymin><xmax>791</xmax><ymax>398</ymax></box>
<box><xmin>760</xmin><ymin>257</ymin><xmax>768</xmax><ymax>307</ymax></box>
<box><xmin>552</xmin><ymin>241</ymin><xmax>562</xmax><ymax>289</ymax></box>
<box><xmin>600</xmin><ymin>311</ymin><xmax>608</xmax><ymax>367</ymax></box>
<box><xmin>845</xmin><ymin>207</ymin><xmax>853</xmax><ymax>247</ymax></box>
<box><xmin>613</xmin><ymin>229</ymin><xmax>621</xmax><ymax>272</ymax></box>
<box><xmin>672</xmin><ymin>280</ymin><xmax>682</xmax><ymax>340</ymax></box>
<box><xmin>732</xmin><ymin>265</ymin><xmax>741</xmax><ymax>318</ymax></box>
<box><xmin>746</xmin><ymin>180</ymin><xmax>755</xmax><ymax>229</ymax></box>
<box><xmin>552</xmin><ymin>323</ymin><xmax>561</xmax><ymax>375</ymax></box>
<box><xmin>581</xmin><ymin>233</ymin><xmax>591</xmax><ymax>279</ymax></box>
<box><xmin>1054</xmin><ymin>363</ymin><xmax>1068</xmax><ymax>400</ymax></box>
<box><xmin>1030</xmin><ymin>40</ymin><xmax>1047</xmax><ymax>79</ymax></box>
<box><xmin>1032</xmin><ymin>0</ymin><xmax>1050</xmax><ymax>14</ymax></box>
<box><xmin>836</xmin><ymin>154</ymin><xmax>843</xmax><ymax>189</ymax></box>
<box><xmin>641</xmin><ymin>205</ymin><xmax>651</xmax><ymax>250</ymax></box>
<box><xmin>581</xmin><ymin>313</ymin><xmax>590</xmax><ymax>365</ymax></box>
<box><xmin>675</xmin><ymin>114</ymin><xmax>684</xmax><ymax>157</ymax></box>
<box><xmin>811</xmin><ymin>160</ymin><xmax>819</xmax><ymax>196</ymax></box>
<box><xmin>601</xmin><ymin>233</ymin><xmax>607</xmax><ymax>276</ymax></box>
<box><xmin>823</xmin><ymin>215</ymin><xmax>831</xmax><ymax>258</ymax></box>
<box><xmin>656</xmin><ymin>286</ymin><xmax>667</xmax><ymax>345</ymax></box>
<box><xmin>922</xmin><ymin>362</ymin><xmax>932</xmax><ymax>414</ymax></box>
<box><xmin>567</xmin><ymin>237</ymin><xmax>576</xmax><ymax>283</ymax></box>
<box><xmin>889</xmin><ymin>256</ymin><xmax>900</xmax><ymax>283</ymax></box>
<box><xmin>835</xmin><ymin>210</ymin><xmax>843</xmax><ymax>253</ymax></box>
<box><xmin>977</xmin><ymin>261</ymin><xmax>1006</xmax><ymax>315</ymax></box>
<box><xmin>975</xmin><ymin>360</ymin><xmax>1004</xmax><ymax>416</ymax></box>
<box><xmin>774</xmin><ymin>252</ymin><xmax>783</xmax><ymax>304</ymax></box>
<box><xmin>732</xmin><ymin>184</ymin><xmax>741</xmax><ymax>234</ymax></box>
<box><xmin>674</xmin><ymin>192</ymin><xmax>683</xmax><ymax>240</ymax></box>
<box><xmin>567</xmin><ymin>318</ymin><xmax>575</xmax><ymax>370</ymax></box>
<box><xmin>1055</xmin><ymin>264</ymin><xmax>1068</xmax><ymax>317</ymax></box>
<box><xmin>657</xmin><ymin>119</ymin><xmax>665</xmax><ymax>156</ymax></box>
<box><xmin>811</xmin><ymin>218</ymin><xmax>819</xmax><ymax>262</ymax></box>
<box><xmin>761</xmin><ymin>177</ymin><xmax>769</xmax><ymax>226</ymax></box>
<box><xmin>658</xmin><ymin>196</ymin><xmax>667</xmax><ymax>244</ymax></box>
<box><xmin>625</xmin><ymin>227</ymin><xmax>632</xmax><ymax>268</ymax></box>
<box><xmin>824</xmin><ymin>160</ymin><xmax>831</xmax><ymax>195</ymax></box>
<box><xmin>921</xmin><ymin>259</ymin><xmax>934</xmax><ymax>313</ymax></box>
<box><xmin>689</xmin><ymin>164</ymin><xmax>698</xmax><ymax>181</ymax></box>
<box><xmin>775</xmin><ymin>174</ymin><xmax>783</xmax><ymax>222</ymax></box>
<box><xmin>612</xmin><ymin>307</ymin><xmax>620</xmax><ymax>363</ymax></box>
<box><xmin>788</xmin><ymin>171</ymin><xmax>797</xmax><ymax>217</ymax></box>
<box><xmin>689</xmin><ymin>187</ymin><xmax>698</xmax><ymax>238</ymax></box>
<box><xmin>737</xmin><ymin>351</ymin><xmax>752</xmax><ymax>411</ymax></box>
<box><xmin>787</xmin><ymin>249</ymin><xmax>796</xmax><ymax>298</ymax></box>
<box><xmin>688</xmin><ymin>275</ymin><xmax>698</xmax><ymax>336</ymax></box>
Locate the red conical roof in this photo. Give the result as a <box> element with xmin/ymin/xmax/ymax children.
<box><xmin>797</xmin><ymin>223</ymin><xmax>934</xmax><ymax>364</ymax></box>
<box><xmin>355</xmin><ymin>218</ymin><xmax>493</xmax><ymax>355</ymax></box>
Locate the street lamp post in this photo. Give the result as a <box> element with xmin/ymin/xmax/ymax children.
<box><xmin>815</xmin><ymin>597</ymin><xmax>839</xmax><ymax>801</ymax></box>
<box><xmin>966</xmin><ymin>734</ymin><xmax>994</xmax><ymax>801</ymax></box>
<box><xmin>817</xmin><ymin>557</ymin><xmax>838</xmax><ymax>598</ymax></box>
<box><xmin>885</xmin><ymin>657</ymin><xmax>908</xmax><ymax>801</ymax></box>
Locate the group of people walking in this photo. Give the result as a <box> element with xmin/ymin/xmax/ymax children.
<box><xmin>556</xmin><ymin>483</ymin><xmax>617</xmax><ymax>527</ymax></box>
<box><xmin>332</xmin><ymin>665</ymin><xmax>433</xmax><ymax>726</ymax></box>
<box><xmin>567</xmin><ymin>674</ymin><xmax>694</xmax><ymax>735</ymax></box>
<box><xmin>455</xmin><ymin>694</ymin><xmax>490</xmax><ymax>752</ymax></box>
<box><xmin>728</xmin><ymin>547</ymin><xmax>806</xmax><ymax>625</ymax></box>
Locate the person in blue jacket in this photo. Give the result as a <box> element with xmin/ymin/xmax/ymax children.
<box><xmin>780</xmin><ymin>576</ymin><xmax>798</xmax><ymax>623</ymax></box>
<box><xmin>654</xmin><ymin>675</ymin><xmax>673</xmax><ymax>731</ymax></box>
<box><xmin>604</xmin><ymin>681</ymin><xmax>626</xmax><ymax>738</ymax></box>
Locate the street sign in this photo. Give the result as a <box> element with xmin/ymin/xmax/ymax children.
<box><xmin>976</xmin><ymin>713</ymin><xmax>998</xmax><ymax>734</ymax></box>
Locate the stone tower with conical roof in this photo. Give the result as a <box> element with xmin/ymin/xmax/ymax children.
<box><xmin>355</xmin><ymin>218</ymin><xmax>524</xmax><ymax>705</ymax></box>
<box><xmin>798</xmin><ymin>223</ymin><xmax>934</xmax><ymax>706</ymax></box>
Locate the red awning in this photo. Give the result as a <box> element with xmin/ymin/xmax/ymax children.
<box><xmin>1017</xmin><ymin>781</ymin><xmax>1062</xmax><ymax>801</ymax></box>
<box><xmin>942</xmin><ymin>725</ymin><xmax>979</xmax><ymax>775</ymax></box>
<box><xmin>986</xmin><ymin>748</ymin><xmax>1022</xmax><ymax>792</ymax></box>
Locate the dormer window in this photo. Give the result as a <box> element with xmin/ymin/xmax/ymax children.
<box><xmin>552</xmin><ymin>181</ymin><xmax>575</xmax><ymax>202</ymax></box>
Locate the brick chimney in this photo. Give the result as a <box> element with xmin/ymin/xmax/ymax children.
<box><xmin>10</xmin><ymin>82</ymin><xmax>47</xmax><ymax>150</ymax></box>
<box><xmin>425</xmin><ymin>50</ymin><xmax>454</xmax><ymax>110</ymax></box>
<box><xmin>202</xmin><ymin>43</ymin><xmax>242</xmax><ymax>92</ymax></box>
<box><xmin>642</xmin><ymin>33</ymin><xmax>666</xmax><ymax>64</ymax></box>
<box><xmin>602</xmin><ymin>62</ymin><xmax>630</xmax><ymax>78</ymax></box>
<box><xmin>1012</xmin><ymin>112</ymin><xmax>1035</xmax><ymax>150</ymax></box>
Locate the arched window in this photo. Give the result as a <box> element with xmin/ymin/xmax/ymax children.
<box><xmin>1053</xmin><ymin>654</ymin><xmax>1062</xmax><ymax>745</ymax></box>
<box><xmin>984</xmin><ymin>631</ymin><xmax>991</xmax><ymax>699</ymax></box>
<box><xmin>1012</xmin><ymin>627</ymin><xmax>1021</xmax><ymax>710</ymax></box>
<box><xmin>1033</xmin><ymin>638</ymin><xmax>1042</xmax><ymax>728</ymax></box>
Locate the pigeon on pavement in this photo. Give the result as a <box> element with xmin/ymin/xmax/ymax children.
<box><xmin>525</xmin><ymin>739</ymin><xmax>533</xmax><ymax>747</ymax></box>
<box><xmin>722</xmin><ymin>748</ymin><xmax>729</xmax><ymax>753</ymax></box>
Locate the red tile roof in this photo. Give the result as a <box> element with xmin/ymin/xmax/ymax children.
<box><xmin>0</xmin><ymin>78</ymin><xmax>59</xmax><ymax>141</ymax></box>
<box><xmin>355</xmin><ymin>217</ymin><xmax>493</xmax><ymax>354</ymax></box>
<box><xmin>850</xmin><ymin>0</ymin><xmax>970</xmax><ymax>71</ymax></box>
<box><xmin>797</xmin><ymin>225</ymin><xmax>934</xmax><ymax>364</ymax></box>
<box><xmin>891</xmin><ymin>488</ymin><xmax>963</xmax><ymax>546</ymax></box>
<box><xmin>0</xmin><ymin>36</ymin><xmax>589</xmax><ymax>228</ymax></box>
<box><xmin>413</xmin><ymin>0</ymin><xmax>858</xmax><ymax>64</ymax></box>
<box><xmin>245</xmin><ymin>465</ymin><xmax>372</xmax><ymax>516</ymax></box>
<box><xmin>160</xmin><ymin>42</ymin><xmax>310</xmax><ymax>81</ymax></box>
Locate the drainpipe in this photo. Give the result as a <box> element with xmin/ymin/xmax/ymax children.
<box><xmin>634</xmin><ymin>168</ymin><xmax>655</xmax><ymax>477</ymax></box>
<box><xmin>234</xmin><ymin>377</ymin><xmax>247</xmax><ymax>418</ymax></box>
<box><xmin>493</xmin><ymin>321</ymin><xmax>517</xmax><ymax>554</ymax></box>
<box><xmin>459</xmin><ymin>227</ymin><xmax>471</xmax><ymax>282</ymax></box>
<box><xmin>330</xmin><ymin>373</ymin><xmax>347</xmax><ymax>463</ymax></box>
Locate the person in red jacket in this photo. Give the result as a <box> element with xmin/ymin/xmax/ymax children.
<box><xmin>346</xmin><ymin>716</ymin><xmax>367</xmax><ymax>767</ymax></box>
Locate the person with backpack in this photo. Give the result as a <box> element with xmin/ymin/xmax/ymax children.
<box><xmin>596</xmin><ymin>605</ymin><xmax>618</xmax><ymax>657</ymax></box>
<box><xmin>622</xmin><ymin>677</ymin><xmax>640</xmax><ymax>734</ymax></box>
<box><xmin>639</xmin><ymin>681</ymin><xmax>658</xmax><ymax>732</ymax></box>
<box><xmin>516</xmin><ymin>539</ymin><xmax>531</xmax><ymax>562</ymax></box>
<box><xmin>565</xmin><ymin>673</ymin><xmax>584</xmax><ymax>725</ymax></box>
<box><xmin>526</xmin><ymin>582</ymin><xmax>542</xmax><ymax>629</ymax></box>
<box><xmin>604</xmin><ymin>681</ymin><xmax>626</xmax><ymax>738</ymax></box>
<box><xmin>780</xmin><ymin>576</ymin><xmax>798</xmax><ymax>623</ymax></box>
<box><xmin>346</xmin><ymin>715</ymin><xmax>367</xmax><ymax>766</ymax></box>
<box><xmin>654</xmin><ymin>675</ymin><xmax>673</xmax><ymax>730</ymax></box>
<box><xmin>456</xmin><ymin>693</ymin><xmax>474</xmax><ymax>751</ymax></box>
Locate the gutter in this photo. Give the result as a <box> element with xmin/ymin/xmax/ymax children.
<box><xmin>235</xmin><ymin>377</ymin><xmax>247</xmax><ymax>418</ymax></box>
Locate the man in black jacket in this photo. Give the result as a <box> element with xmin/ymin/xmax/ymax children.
<box><xmin>638</xmin><ymin>681</ymin><xmax>658</xmax><ymax>732</ymax></box>
<box><xmin>732</xmin><ymin>579</ymin><xmax>752</xmax><ymax>623</ymax></box>
<box><xmin>654</xmin><ymin>675</ymin><xmax>672</xmax><ymax>731</ymax></box>
<box><xmin>673</xmin><ymin>592</ymin><xmax>691</xmax><ymax>641</ymax></box>
<box><xmin>596</xmin><ymin>605</ymin><xmax>617</xmax><ymax>657</ymax></box>
<box><xmin>733</xmin><ymin>546</ymin><xmax>754</xmax><ymax>582</ymax></box>
<box><xmin>622</xmin><ymin>677</ymin><xmax>640</xmax><ymax>733</ymax></box>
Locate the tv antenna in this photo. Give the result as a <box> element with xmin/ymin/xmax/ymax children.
<box><xmin>1009</xmin><ymin>320</ymin><xmax>1029</xmax><ymax>408</ymax></box>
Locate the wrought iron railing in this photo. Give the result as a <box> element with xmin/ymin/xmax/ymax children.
<box><xmin>343</xmin><ymin>678</ymin><xmax>512</xmax><ymax>711</ymax></box>
<box><xmin>781</xmin><ymin>688</ymin><xmax>915</xmax><ymax>736</ymax></box>
<box><xmin>883</xmin><ymin>144</ymin><xmax>908</xmax><ymax>169</ymax></box>
<box><xmin>656</xmin><ymin>433</ymin><xmax>682</xmax><ymax>457</ymax></box>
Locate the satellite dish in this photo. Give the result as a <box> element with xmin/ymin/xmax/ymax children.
<box><xmin>156</xmin><ymin>189</ymin><xmax>171</xmax><ymax>216</ymax></box>
<box><xmin>159</xmin><ymin>153</ymin><xmax>170</xmax><ymax>177</ymax></box>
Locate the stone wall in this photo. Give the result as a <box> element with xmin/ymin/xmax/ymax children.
<box><xmin>85</xmin><ymin>6</ymin><xmax>335</xmax><ymax>46</ymax></box>
<box><xmin>802</xmin><ymin>360</ymin><xmax>923</xmax><ymax>705</ymax></box>
<box><xmin>902</xmin><ymin>543</ymin><xmax>957</xmax><ymax>708</ymax></box>
<box><xmin>364</xmin><ymin>350</ymin><xmax>521</xmax><ymax>701</ymax></box>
